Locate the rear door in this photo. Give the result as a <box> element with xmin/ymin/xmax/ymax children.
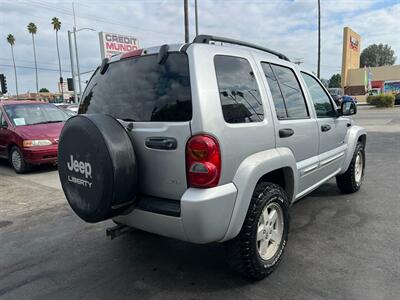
<box><xmin>80</xmin><ymin>52</ymin><xmax>192</xmax><ymax>200</ymax></box>
<box><xmin>301</xmin><ymin>72</ymin><xmax>348</xmax><ymax>179</ymax></box>
<box><xmin>259</xmin><ymin>62</ymin><xmax>320</xmax><ymax>194</ymax></box>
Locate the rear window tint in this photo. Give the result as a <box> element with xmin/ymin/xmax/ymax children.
<box><xmin>262</xmin><ymin>63</ymin><xmax>309</xmax><ymax>119</ymax></box>
<box><xmin>214</xmin><ymin>55</ymin><xmax>264</xmax><ymax>123</ymax></box>
<box><xmin>270</xmin><ymin>64</ymin><xmax>309</xmax><ymax>119</ymax></box>
<box><xmin>262</xmin><ymin>63</ymin><xmax>287</xmax><ymax>119</ymax></box>
<box><xmin>80</xmin><ymin>52</ymin><xmax>192</xmax><ymax>122</ymax></box>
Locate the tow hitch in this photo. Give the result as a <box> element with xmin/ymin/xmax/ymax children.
<box><xmin>106</xmin><ymin>223</ymin><xmax>133</xmax><ymax>240</ymax></box>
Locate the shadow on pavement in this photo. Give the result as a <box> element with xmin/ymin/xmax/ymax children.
<box><xmin>0</xmin><ymin>157</ymin><xmax>57</xmax><ymax>174</ymax></box>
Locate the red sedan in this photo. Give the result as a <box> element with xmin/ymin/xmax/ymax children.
<box><xmin>0</xmin><ymin>101</ymin><xmax>69</xmax><ymax>173</ymax></box>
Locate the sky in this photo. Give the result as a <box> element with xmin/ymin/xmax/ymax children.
<box><xmin>0</xmin><ymin>0</ymin><xmax>399</xmax><ymax>95</ymax></box>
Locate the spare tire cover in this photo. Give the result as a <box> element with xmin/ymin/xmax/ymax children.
<box><xmin>58</xmin><ymin>114</ymin><xmax>138</xmax><ymax>223</ymax></box>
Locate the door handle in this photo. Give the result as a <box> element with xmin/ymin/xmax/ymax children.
<box><xmin>321</xmin><ymin>124</ymin><xmax>331</xmax><ymax>132</ymax></box>
<box><xmin>145</xmin><ymin>137</ymin><xmax>177</xmax><ymax>150</ymax></box>
<box><xmin>279</xmin><ymin>128</ymin><xmax>294</xmax><ymax>138</ymax></box>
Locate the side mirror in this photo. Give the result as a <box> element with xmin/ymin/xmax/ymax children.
<box><xmin>341</xmin><ymin>101</ymin><xmax>357</xmax><ymax>116</ymax></box>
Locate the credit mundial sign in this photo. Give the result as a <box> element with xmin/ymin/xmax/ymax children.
<box><xmin>99</xmin><ymin>32</ymin><xmax>139</xmax><ymax>59</ymax></box>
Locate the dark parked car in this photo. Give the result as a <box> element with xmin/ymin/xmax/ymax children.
<box><xmin>342</xmin><ymin>95</ymin><xmax>357</xmax><ymax>104</ymax></box>
<box><xmin>328</xmin><ymin>88</ymin><xmax>343</xmax><ymax>106</ymax></box>
<box><xmin>0</xmin><ymin>101</ymin><xmax>68</xmax><ymax>173</ymax></box>
<box><xmin>395</xmin><ymin>93</ymin><xmax>400</xmax><ymax>105</ymax></box>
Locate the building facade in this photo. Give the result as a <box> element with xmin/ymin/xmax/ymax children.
<box><xmin>341</xmin><ymin>27</ymin><xmax>400</xmax><ymax>97</ymax></box>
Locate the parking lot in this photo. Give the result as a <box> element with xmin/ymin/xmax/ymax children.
<box><xmin>1</xmin><ymin>107</ymin><xmax>399</xmax><ymax>300</ymax></box>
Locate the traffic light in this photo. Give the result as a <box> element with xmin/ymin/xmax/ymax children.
<box><xmin>0</xmin><ymin>74</ymin><xmax>7</xmax><ymax>94</ymax></box>
<box><xmin>67</xmin><ymin>78</ymin><xmax>74</xmax><ymax>91</ymax></box>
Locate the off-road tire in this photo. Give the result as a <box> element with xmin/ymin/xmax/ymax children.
<box><xmin>225</xmin><ymin>182</ymin><xmax>290</xmax><ymax>280</ymax></box>
<box><xmin>9</xmin><ymin>146</ymin><xmax>30</xmax><ymax>174</ymax></box>
<box><xmin>336</xmin><ymin>141</ymin><xmax>365</xmax><ymax>194</ymax></box>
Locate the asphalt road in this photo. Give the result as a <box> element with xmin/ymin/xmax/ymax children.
<box><xmin>1</xmin><ymin>107</ymin><xmax>399</xmax><ymax>300</ymax></box>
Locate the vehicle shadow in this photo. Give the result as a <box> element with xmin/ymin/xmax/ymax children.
<box><xmin>107</xmin><ymin>230</ymin><xmax>252</xmax><ymax>292</ymax></box>
<box><xmin>304</xmin><ymin>181</ymin><xmax>341</xmax><ymax>198</ymax></box>
<box><xmin>1</xmin><ymin>178</ymin><xmax>371</xmax><ymax>299</ymax></box>
<box><xmin>0</xmin><ymin>157</ymin><xmax>57</xmax><ymax>174</ymax></box>
<box><xmin>47</xmin><ymin>184</ymin><xmax>344</xmax><ymax>297</ymax></box>
<box><xmin>69</xmin><ymin>180</ymin><xmax>348</xmax><ymax>297</ymax></box>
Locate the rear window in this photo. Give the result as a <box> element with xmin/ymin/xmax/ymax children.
<box><xmin>80</xmin><ymin>52</ymin><xmax>192</xmax><ymax>122</ymax></box>
<box><xmin>214</xmin><ymin>55</ymin><xmax>264</xmax><ymax>123</ymax></box>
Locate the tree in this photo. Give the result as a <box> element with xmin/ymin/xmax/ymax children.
<box><xmin>6</xmin><ymin>34</ymin><xmax>18</xmax><ymax>98</ymax></box>
<box><xmin>328</xmin><ymin>74</ymin><xmax>341</xmax><ymax>88</ymax></box>
<box><xmin>39</xmin><ymin>88</ymin><xmax>49</xmax><ymax>93</ymax></box>
<box><xmin>27</xmin><ymin>22</ymin><xmax>39</xmax><ymax>94</ymax></box>
<box><xmin>51</xmin><ymin>17</ymin><xmax>64</xmax><ymax>101</ymax></box>
<box><xmin>360</xmin><ymin>44</ymin><xmax>396</xmax><ymax>67</ymax></box>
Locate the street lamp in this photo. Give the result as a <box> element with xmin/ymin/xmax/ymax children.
<box><xmin>68</xmin><ymin>27</ymin><xmax>96</xmax><ymax>103</ymax></box>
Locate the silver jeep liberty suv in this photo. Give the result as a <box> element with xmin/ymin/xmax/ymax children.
<box><xmin>58</xmin><ymin>35</ymin><xmax>366</xmax><ymax>280</ymax></box>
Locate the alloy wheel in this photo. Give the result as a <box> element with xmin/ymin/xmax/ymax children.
<box><xmin>354</xmin><ymin>151</ymin><xmax>364</xmax><ymax>184</ymax></box>
<box><xmin>11</xmin><ymin>150</ymin><xmax>22</xmax><ymax>171</ymax></box>
<box><xmin>257</xmin><ymin>202</ymin><xmax>284</xmax><ymax>260</ymax></box>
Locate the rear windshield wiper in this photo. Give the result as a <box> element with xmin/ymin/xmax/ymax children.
<box><xmin>33</xmin><ymin>120</ymin><xmax>63</xmax><ymax>125</ymax></box>
<box><xmin>121</xmin><ymin>118</ymin><xmax>136</xmax><ymax>122</ymax></box>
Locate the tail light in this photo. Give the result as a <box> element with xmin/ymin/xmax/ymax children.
<box><xmin>121</xmin><ymin>49</ymin><xmax>143</xmax><ymax>59</ymax></box>
<box><xmin>186</xmin><ymin>134</ymin><xmax>221</xmax><ymax>188</ymax></box>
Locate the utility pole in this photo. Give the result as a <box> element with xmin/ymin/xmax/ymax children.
<box><xmin>317</xmin><ymin>0</ymin><xmax>321</xmax><ymax>78</ymax></box>
<box><xmin>72</xmin><ymin>2</ymin><xmax>82</xmax><ymax>102</ymax></box>
<box><xmin>73</xmin><ymin>28</ymin><xmax>83</xmax><ymax>101</ymax></box>
<box><xmin>68</xmin><ymin>30</ymin><xmax>78</xmax><ymax>103</ymax></box>
<box><xmin>195</xmin><ymin>0</ymin><xmax>199</xmax><ymax>37</ymax></box>
<box><xmin>184</xmin><ymin>0</ymin><xmax>189</xmax><ymax>42</ymax></box>
<box><xmin>10</xmin><ymin>45</ymin><xmax>19</xmax><ymax>98</ymax></box>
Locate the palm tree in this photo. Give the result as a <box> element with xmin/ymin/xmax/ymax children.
<box><xmin>51</xmin><ymin>17</ymin><xmax>63</xmax><ymax>101</ymax></box>
<box><xmin>6</xmin><ymin>34</ymin><xmax>18</xmax><ymax>98</ymax></box>
<box><xmin>27</xmin><ymin>22</ymin><xmax>39</xmax><ymax>95</ymax></box>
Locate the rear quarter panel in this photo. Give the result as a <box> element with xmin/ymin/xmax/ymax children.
<box><xmin>221</xmin><ymin>147</ymin><xmax>297</xmax><ymax>242</ymax></box>
<box><xmin>187</xmin><ymin>44</ymin><xmax>277</xmax><ymax>185</ymax></box>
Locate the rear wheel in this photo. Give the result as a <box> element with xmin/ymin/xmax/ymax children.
<box><xmin>10</xmin><ymin>146</ymin><xmax>30</xmax><ymax>174</ymax></box>
<box><xmin>336</xmin><ymin>141</ymin><xmax>365</xmax><ymax>193</ymax></box>
<box><xmin>225</xmin><ymin>182</ymin><xmax>290</xmax><ymax>280</ymax></box>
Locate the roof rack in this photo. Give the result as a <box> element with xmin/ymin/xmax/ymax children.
<box><xmin>193</xmin><ymin>35</ymin><xmax>290</xmax><ymax>62</ymax></box>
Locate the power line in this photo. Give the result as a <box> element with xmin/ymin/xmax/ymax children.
<box><xmin>0</xmin><ymin>57</ymin><xmax>93</xmax><ymax>70</ymax></box>
<box><xmin>17</xmin><ymin>1</ymin><xmax>181</xmax><ymax>38</ymax></box>
<box><xmin>20</xmin><ymin>0</ymin><xmax>73</xmax><ymax>15</ymax></box>
<box><xmin>0</xmin><ymin>63</ymin><xmax>70</xmax><ymax>72</ymax></box>
<box><xmin>0</xmin><ymin>63</ymin><xmax>93</xmax><ymax>74</ymax></box>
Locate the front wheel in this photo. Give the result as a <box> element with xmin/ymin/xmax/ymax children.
<box><xmin>225</xmin><ymin>182</ymin><xmax>290</xmax><ymax>280</ymax></box>
<box><xmin>336</xmin><ymin>141</ymin><xmax>365</xmax><ymax>193</ymax></box>
<box><xmin>9</xmin><ymin>146</ymin><xmax>30</xmax><ymax>174</ymax></box>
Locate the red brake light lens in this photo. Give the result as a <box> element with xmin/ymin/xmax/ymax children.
<box><xmin>121</xmin><ymin>49</ymin><xmax>143</xmax><ymax>59</ymax></box>
<box><xmin>186</xmin><ymin>135</ymin><xmax>221</xmax><ymax>188</ymax></box>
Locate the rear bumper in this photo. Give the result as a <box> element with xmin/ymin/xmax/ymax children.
<box><xmin>113</xmin><ymin>183</ymin><xmax>238</xmax><ymax>244</ymax></box>
<box><xmin>22</xmin><ymin>145</ymin><xmax>58</xmax><ymax>165</ymax></box>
